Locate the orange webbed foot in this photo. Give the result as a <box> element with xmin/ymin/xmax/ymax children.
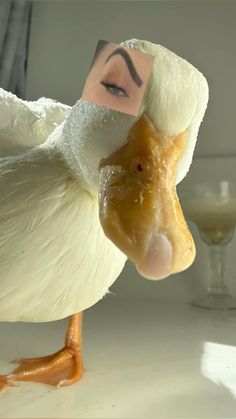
<box><xmin>0</xmin><ymin>312</ymin><xmax>84</xmax><ymax>391</ymax></box>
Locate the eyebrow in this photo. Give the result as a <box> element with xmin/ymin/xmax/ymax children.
<box><xmin>104</xmin><ymin>47</ymin><xmax>143</xmax><ymax>87</ymax></box>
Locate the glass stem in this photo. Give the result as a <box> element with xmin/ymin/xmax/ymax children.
<box><xmin>207</xmin><ymin>244</ymin><xmax>229</xmax><ymax>296</ymax></box>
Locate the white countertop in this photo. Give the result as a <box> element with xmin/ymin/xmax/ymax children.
<box><xmin>0</xmin><ymin>295</ymin><xmax>236</xmax><ymax>418</ymax></box>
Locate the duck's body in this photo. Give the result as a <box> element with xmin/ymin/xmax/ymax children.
<box><xmin>0</xmin><ymin>133</ymin><xmax>126</xmax><ymax>322</ymax></box>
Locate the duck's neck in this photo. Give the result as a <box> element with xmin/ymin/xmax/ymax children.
<box><xmin>45</xmin><ymin>99</ymin><xmax>138</xmax><ymax>195</ymax></box>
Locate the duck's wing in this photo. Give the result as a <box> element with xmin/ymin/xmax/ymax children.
<box><xmin>0</xmin><ymin>88</ymin><xmax>71</xmax><ymax>157</ymax></box>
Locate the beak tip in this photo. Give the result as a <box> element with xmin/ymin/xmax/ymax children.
<box><xmin>135</xmin><ymin>232</ymin><xmax>173</xmax><ymax>280</ymax></box>
<box><xmin>136</xmin><ymin>264</ymin><xmax>172</xmax><ymax>280</ymax></box>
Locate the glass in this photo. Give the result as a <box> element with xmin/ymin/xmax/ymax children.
<box><xmin>178</xmin><ymin>181</ymin><xmax>236</xmax><ymax>310</ymax></box>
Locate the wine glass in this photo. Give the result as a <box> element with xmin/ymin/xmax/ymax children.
<box><xmin>178</xmin><ymin>180</ymin><xmax>236</xmax><ymax>310</ymax></box>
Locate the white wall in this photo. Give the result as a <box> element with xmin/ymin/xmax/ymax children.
<box><xmin>26</xmin><ymin>1</ymin><xmax>236</xmax><ymax>303</ymax></box>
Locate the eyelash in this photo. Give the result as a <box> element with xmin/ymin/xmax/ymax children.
<box><xmin>100</xmin><ymin>81</ymin><xmax>128</xmax><ymax>97</ymax></box>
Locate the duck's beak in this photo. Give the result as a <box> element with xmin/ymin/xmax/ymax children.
<box><xmin>99</xmin><ymin>113</ymin><xmax>195</xmax><ymax>280</ymax></box>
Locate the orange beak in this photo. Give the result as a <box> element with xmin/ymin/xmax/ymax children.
<box><xmin>99</xmin><ymin>113</ymin><xmax>196</xmax><ymax>279</ymax></box>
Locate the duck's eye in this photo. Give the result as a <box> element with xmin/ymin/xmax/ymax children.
<box><xmin>100</xmin><ymin>81</ymin><xmax>128</xmax><ymax>97</ymax></box>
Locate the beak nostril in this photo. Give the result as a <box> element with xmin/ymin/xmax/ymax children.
<box><xmin>130</xmin><ymin>156</ymin><xmax>153</xmax><ymax>181</ymax></box>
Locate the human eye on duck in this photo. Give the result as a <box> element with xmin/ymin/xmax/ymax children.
<box><xmin>80</xmin><ymin>39</ymin><xmax>209</xmax><ymax>279</ymax></box>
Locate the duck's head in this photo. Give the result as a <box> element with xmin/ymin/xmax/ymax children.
<box><xmin>61</xmin><ymin>39</ymin><xmax>209</xmax><ymax>280</ymax></box>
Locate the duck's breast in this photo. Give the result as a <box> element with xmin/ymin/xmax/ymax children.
<box><xmin>0</xmin><ymin>149</ymin><xmax>126</xmax><ymax>322</ymax></box>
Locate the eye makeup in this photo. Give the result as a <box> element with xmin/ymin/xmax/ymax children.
<box><xmin>100</xmin><ymin>81</ymin><xmax>129</xmax><ymax>98</ymax></box>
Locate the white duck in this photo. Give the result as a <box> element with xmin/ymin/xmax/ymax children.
<box><xmin>0</xmin><ymin>39</ymin><xmax>208</xmax><ymax>390</ymax></box>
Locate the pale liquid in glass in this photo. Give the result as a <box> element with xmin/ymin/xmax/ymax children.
<box><xmin>182</xmin><ymin>197</ymin><xmax>236</xmax><ymax>244</ymax></box>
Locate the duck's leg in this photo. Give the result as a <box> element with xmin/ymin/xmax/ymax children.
<box><xmin>0</xmin><ymin>312</ymin><xmax>84</xmax><ymax>391</ymax></box>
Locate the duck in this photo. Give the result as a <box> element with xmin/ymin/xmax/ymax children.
<box><xmin>0</xmin><ymin>38</ymin><xmax>209</xmax><ymax>391</ymax></box>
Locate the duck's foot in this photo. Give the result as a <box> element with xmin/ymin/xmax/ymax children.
<box><xmin>0</xmin><ymin>312</ymin><xmax>84</xmax><ymax>391</ymax></box>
